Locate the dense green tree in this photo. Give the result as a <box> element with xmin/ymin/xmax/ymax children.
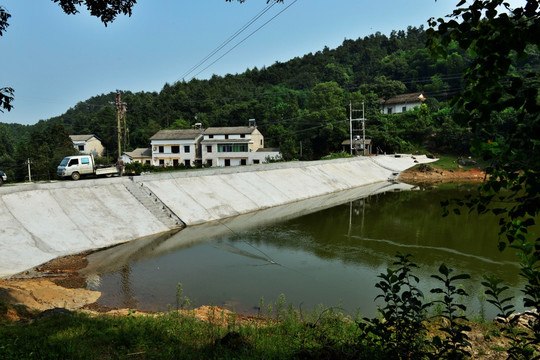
<box><xmin>167</xmin><ymin>118</ymin><xmax>192</xmax><ymax>130</ymax></box>
<box><xmin>12</xmin><ymin>123</ymin><xmax>75</xmax><ymax>181</ymax></box>
<box><xmin>428</xmin><ymin>0</ymin><xmax>540</xmax><ymax>349</ymax></box>
<box><xmin>423</xmin><ymin>74</ymin><xmax>450</xmax><ymax>97</ymax></box>
<box><xmin>395</xmin><ymin>103</ymin><xmax>433</xmax><ymax>144</ymax></box>
<box><xmin>360</xmin><ymin>75</ymin><xmax>407</xmax><ymax>99</ymax></box>
<box><xmin>0</xmin><ymin>122</ymin><xmax>14</xmax><ymax>154</ymax></box>
<box><xmin>430</xmin><ymin>109</ymin><xmax>471</xmax><ymax>154</ymax></box>
<box><xmin>88</xmin><ymin>106</ymin><xmax>117</xmax><ymax>156</ymax></box>
<box><xmin>300</xmin><ymin>82</ymin><xmax>347</xmax><ymax>159</ymax></box>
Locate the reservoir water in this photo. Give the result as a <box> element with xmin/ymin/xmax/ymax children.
<box><xmin>84</xmin><ymin>182</ymin><xmax>527</xmax><ymax>319</ymax></box>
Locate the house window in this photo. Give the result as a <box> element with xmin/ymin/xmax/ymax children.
<box><xmin>145</xmin><ymin>160</ymin><xmax>150</xmax><ymax>164</ymax></box>
<box><xmin>158</xmin><ymin>146</ymin><xmax>164</xmax><ymax>153</ymax></box>
<box><xmin>159</xmin><ymin>159</ymin><xmax>165</xmax><ymax>166</ymax></box>
<box><xmin>240</xmin><ymin>134</ymin><xmax>245</xmax><ymax>138</ymax></box>
<box><xmin>225</xmin><ymin>159</ymin><xmax>231</xmax><ymax>166</ymax></box>
<box><xmin>185</xmin><ymin>160</ymin><xmax>190</xmax><ymax>167</ymax></box>
<box><xmin>402</xmin><ymin>106</ymin><xmax>407</xmax><ymax>112</ymax></box>
<box><xmin>253</xmin><ymin>159</ymin><xmax>260</xmax><ymax>164</ymax></box>
<box><xmin>219</xmin><ymin>144</ymin><xmax>232</xmax><ymax>152</ymax></box>
<box><xmin>387</xmin><ymin>108</ymin><xmax>392</xmax><ymax>114</ymax></box>
<box><xmin>241</xmin><ymin>159</ymin><xmax>246</xmax><ymax>165</ymax></box>
<box><xmin>184</xmin><ymin>146</ymin><xmax>190</xmax><ymax>153</ymax></box>
<box><xmin>78</xmin><ymin>145</ymin><xmax>85</xmax><ymax>151</ymax></box>
<box><xmin>208</xmin><ymin>135</ymin><xmax>214</xmax><ymax>139</ymax></box>
<box><xmin>206</xmin><ymin>145</ymin><xmax>212</xmax><ymax>153</ymax></box>
<box><xmin>260</xmin><ymin>140</ymin><xmax>263</xmax><ymax>146</ymax></box>
<box><xmin>218</xmin><ymin>143</ymin><xmax>248</xmax><ymax>152</ymax></box>
<box><xmin>171</xmin><ymin>146</ymin><xmax>180</xmax><ymax>153</ymax></box>
<box><xmin>225</xmin><ymin>135</ymin><xmax>229</xmax><ymax>139</ymax></box>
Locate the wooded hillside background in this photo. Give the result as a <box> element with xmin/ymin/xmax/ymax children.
<box><xmin>1</xmin><ymin>26</ymin><xmax>537</xmax><ymax>181</ymax></box>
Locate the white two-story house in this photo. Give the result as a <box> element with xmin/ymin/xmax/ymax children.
<box><xmin>379</xmin><ymin>92</ymin><xmax>426</xmax><ymax>114</ymax></box>
<box><xmin>201</xmin><ymin>126</ymin><xmax>281</xmax><ymax>167</ymax></box>
<box><xmin>149</xmin><ymin>129</ymin><xmax>204</xmax><ymax>167</ymax></box>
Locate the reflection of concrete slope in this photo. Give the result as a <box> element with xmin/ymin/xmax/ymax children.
<box><xmin>82</xmin><ymin>182</ymin><xmax>415</xmax><ymax>275</ymax></box>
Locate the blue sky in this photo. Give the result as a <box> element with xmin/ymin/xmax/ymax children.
<box><xmin>0</xmin><ymin>1</ymin><xmax>484</xmax><ymax>125</ymax></box>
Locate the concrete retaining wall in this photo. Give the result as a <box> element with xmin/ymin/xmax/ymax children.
<box><xmin>0</xmin><ymin>155</ymin><xmax>434</xmax><ymax>277</ymax></box>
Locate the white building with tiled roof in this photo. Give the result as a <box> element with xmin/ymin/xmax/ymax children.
<box><xmin>123</xmin><ymin>148</ymin><xmax>152</xmax><ymax>164</ymax></box>
<box><xmin>149</xmin><ymin>129</ymin><xmax>204</xmax><ymax>167</ymax></box>
<box><xmin>201</xmin><ymin>125</ymin><xmax>280</xmax><ymax>167</ymax></box>
<box><xmin>69</xmin><ymin>134</ymin><xmax>105</xmax><ymax>156</ymax></box>
<box><xmin>379</xmin><ymin>92</ymin><xmax>426</xmax><ymax>114</ymax></box>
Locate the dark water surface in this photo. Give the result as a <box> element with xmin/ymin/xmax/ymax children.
<box><xmin>86</xmin><ymin>183</ymin><xmax>528</xmax><ymax>319</ymax></box>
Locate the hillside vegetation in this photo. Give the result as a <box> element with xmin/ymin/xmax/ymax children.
<box><xmin>0</xmin><ymin>26</ymin><xmax>537</xmax><ymax>183</ymax></box>
<box><xmin>0</xmin><ymin>27</ymin><xmax>468</xmax><ymax>181</ymax></box>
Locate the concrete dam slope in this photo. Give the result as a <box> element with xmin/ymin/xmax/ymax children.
<box><xmin>0</xmin><ymin>155</ymin><xmax>435</xmax><ymax>277</ymax></box>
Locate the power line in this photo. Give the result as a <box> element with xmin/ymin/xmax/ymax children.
<box><xmin>51</xmin><ymin>62</ymin><xmax>540</xmax><ymax>114</ymax></box>
<box><xmin>178</xmin><ymin>1</ymin><xmax>279</xmax><ymax>81</ymax></box>
<box><xmin>190</xmin><ymin>0</ymin><xmax>299</xmax><ymax>80</ymax></box>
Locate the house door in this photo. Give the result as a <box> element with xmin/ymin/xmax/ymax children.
<box><xmin>173</xmin><ymin>159</ymin><xmax>179</xmax><ymax>167</ymax></box>
<box><xmin>225</xmin><ymin>159</ymin><xmax>231</xmax><ymax>166</ymax></box>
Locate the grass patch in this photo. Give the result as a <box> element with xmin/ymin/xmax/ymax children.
<box><xmin>1</xmin><ymin>301</ymin><xmax>533</xmax><ymax>359</ymax></box>
<box><xmin>321</xmin><ymin>151</ymin><xmax>354</xmax><ymax>160</ymax></box>
<box><xmin>0</xmin><ymin>303</ymin><xmax>363</xmax><ymax>360</ymax></box>
<box><xmin>428</xmin><ymin>153</ymin><xmax>487</xmax><ymax>171</ymax></box>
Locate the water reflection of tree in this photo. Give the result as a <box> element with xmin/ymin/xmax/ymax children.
<box><xmin>235</xmin><ymin>189</ymin><xmax>524</xmax><ymax>287</ymax></box>
<box><xmin>120</xmin><ymin>265</ymin><xmax>137</xmax><ymax>309</ymax></box>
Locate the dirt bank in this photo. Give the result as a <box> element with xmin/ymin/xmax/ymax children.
<box><xmin>0</xmin><ymin>254</ymin><xmax>97</xmax><ymax>312</ymax></box>
<box><xmin>398</xmin><ymin>164</ymin><xmax>486</xmax><ymax>184</ymax></box>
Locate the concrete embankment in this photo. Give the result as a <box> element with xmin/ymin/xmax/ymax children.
<box><xmin>0</xmin><ymin>155</ymin><xmax>434</xmax><ymax>277</ymax></box>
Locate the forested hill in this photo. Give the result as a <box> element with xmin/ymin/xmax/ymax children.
<box><xmin>1</xmin><ymin>26</ymin><xmax>477</xmax><ymax>179</ymax></box>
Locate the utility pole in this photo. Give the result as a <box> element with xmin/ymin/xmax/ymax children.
<box><xmin>111</xmin><ymin>90</ymin><xmax>127</xmax><ymax>159</ymax></box>
<box><xmin>362</xmin><ymin>102</ymin><xmax>366</xmax><ymax>156</ymax></box>
<box><xmin>349</xmin><ymin>101</ymin><xmax>353</xmax><ymax>155</ymax></box>
<box><xmin>26</xmin><ymin>158</ymin><xmax>32</xmax><ymax>182</ymax></box>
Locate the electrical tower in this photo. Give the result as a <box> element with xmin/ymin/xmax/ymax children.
<box><xmin>349</xmin><ymin>101</ymin><xmax>366</xmax><ymax>155</ymax></box>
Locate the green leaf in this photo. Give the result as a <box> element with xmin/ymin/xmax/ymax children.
<box><xmin>438</xmin><ymin>263</ymin><xmax>450</xmax><ymax>276</ymax></box>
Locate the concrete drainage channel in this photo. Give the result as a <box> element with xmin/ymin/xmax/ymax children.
<box><xmin>123</xmin><ymin>180</ymin><xmax>185</xmax><ymax>230</ymax></box>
